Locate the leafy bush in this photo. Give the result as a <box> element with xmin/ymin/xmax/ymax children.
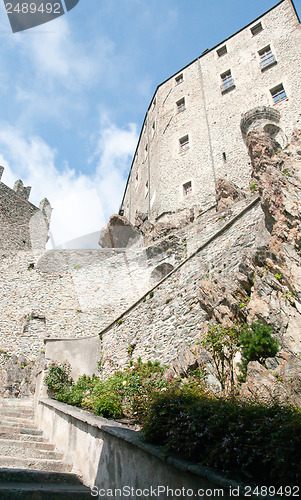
<box><xmin>44</xmin><ymin>358</ymin><xmax>172</xmax><ymax>421</ymax></box>
<box><xmin>239</xmin><ymin>322</ymin><xmax>279</xmax><ymax>380</ymax></box>
<box><xmin>65</xmin><ymin>374</ymin><xmax>99</xmax><ymax>406</ymax></box>
<box><xmin>202</xmin><ymin>324</ymin><xmax>240</xmax><ymax>395</ymax></box>
<box><xmin>44</xmin><ymin>362</ymin><xmax>73</xmax><ymax>396</ymax></box>
<box><xmin>142</xmin><ymin>392</ymin><xmax>301</xmax><ymax>487</ymax></box>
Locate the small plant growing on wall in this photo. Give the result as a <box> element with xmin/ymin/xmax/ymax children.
<box><xmin>238</xmin><ymin>322</ymin><xmax>279</xmax><ymax>381</ymax></box>
<box><xmin>127</xmin><ymin>344</ymin><xmax>136</xmax><ymax>358</ymax></box>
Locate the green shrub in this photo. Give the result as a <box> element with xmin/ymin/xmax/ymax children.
<box><xmin>239</xmin><ymin>322</ymin><xmax>279</xmax><ymax>380</ymax></box>
<box><xmin>44</xmin><ymin>362</ymin><xmax>73</xmax><ymax>396</ymax></box>
<box><xmin>65</xmin><ymin>374</ymin><xmax>98</xmax><ymax>406</ymax></box>
<box><xmin>142</xmin><ymin>393</ymin><xmax>301</xmax><ymax>487</ymax></box>
<box><xmin>202</xmin><ymin>324</ymin><xmax>240</xmax><ymax>395</ymax></box>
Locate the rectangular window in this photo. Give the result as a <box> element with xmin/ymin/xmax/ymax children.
<box><xmin>175</xmin><ymin>73</ymin><xmax>183</xmax><ymax>85</ymax></box>
<box><xmin>177</xmin><ymin>98</ymin><xmax>186</xmax><ymax>113</ymax></box>
<box><xmin>179</xmin><ymin>135</ymin><xmax>189</xmax><ymax>152</ymax></box>
<box><xmin>183</xmin><ymin>181</ymin><xmax>192</xmax><ymax>196</ymax></box>
<box><xmin>145</xmin><ymin>144</ymin><xmax>148</xmax><ymax>159</ymax></box>
<box><xmin>251</xmin><ymin>22</ymin><xmax>263</xmax><ymax>36</ymax></box>
<box><xmin>220</xmin><ymin>70</ymin><xmax>235</xmax><ymax>93</ymax></box>
<box><xmin>270</xmin><ymin>84</ymin><xmax>287</xmax><ymax>103</ymax></box>
<box><xmin>259</xmin><ymin>45</ymin><xmax>276</xmax><ymax>70</ymax></box>
<box><xmin>135</xmin><ymin>171</ymin><xmax>139</xmax><ymax>188</ymax></box>
<box><xmin>145</xmin><ymin>180</ymin><xmax>149</xmax><ymax>198</ymax></box>
<box><xmin>217</xmin><ymin>45</ymin><xmax>227</xmax><ymax>57</ymax></box>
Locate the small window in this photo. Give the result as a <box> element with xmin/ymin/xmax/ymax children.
<box><xmin>135</xmin><ymin>171</ymin><xmax>139</xmax><ymax>188</ymax></box>
<box><xmin>175</xmin><ymin>73</ymin><xmax>183</xmax><ymax>85</ymax></box>
<box><xmin>152</xmin><ymin>98</ymin><xmax>156</xmax><ymax>108</ymax></box>
<box><xmin>145</xmin><ymin>144</ymin><xmax>148</xmax><ymax>159</ymax></box>
<box><xmin>222</xmin><ymin>152</ymin><xmax>227</xmax><ymax>162</ymax></box>
<box><xmin>145</xmin><ymin>180</ymin><xmax>149</xmax><ymax>198</ymax></box>
<box><xmin>217</xmin><ymin>45</ymin><xmax>227</xmax><ymax>57</ymax></box>
<box><xmin>251</xmin><ymin>22</ymin><xmax>263</xmax><ymax>36</ymax></box>
<box><xmin>270</xmin><ymin>84</ymin><xmax>287</xmax><ymax>104</ymax></box>
<box><xmin>179</xmin><ymin>135</ymin><xmax>189</xmax><ymax>152</ymax></box>
<box><xmin>220</xmin><ymin>70</ymin><xmax>235</xmax><ymax>93</ymax></box>
<box><xmin>152</xmin><ymin>121</ymin><xmax>155</xmax><ymax>137</ymax></box>
<box><xmin>259</xmin><ymin>45</ymin><xmax>276</xmax><ymax>70</ymax></box>
<box><xmin>183</xmin><ymin>181</ymin><xmax>192</xmax><ymax>196</ymax></box>
<box><xmin>177</xmin><ymin>98</ymin><xmax>186</xmax><ymax>113</ymax></box>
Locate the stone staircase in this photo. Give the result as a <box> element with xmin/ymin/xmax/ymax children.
<box><xmin>0</xmin><ymin>398</ymin><xmax>91</xmax><ymax>498</ymax></box>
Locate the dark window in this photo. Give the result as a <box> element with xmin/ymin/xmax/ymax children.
<box><xmin>251</xmin><ymin>22</ymin><xmax>263</xmax><ymax>35</ymax></box>
<box><xmin>220</xmin><ymin>70</ymin><xmax>235</xmax><ymax>93</ymax></box>
<box><xmin>270</xmin><ymin>84</ymin><xmax>287</xmax><ymax>103</ymax></box>
<box><xmin>179</xmin><ymin>135</ymin><xmax>189</xmax><ymax>152</ymax></box>
<box><xmin>175</xmin><ymin>73</ymin><xmax>184</xmax><ymax>85</ymax></box>
<box><xmin>183</xmin><ymin>181</ymin><xmax>192</xmax><ymax>196</ymax></box>
<box><xmin>177</xmin><ymin>98</ymin><xmax>186</xmax><ymax>113</ymax></box>
<box><xmin>259</xmin><ymin>45</ymin><xmax>276</xmax><ymax>70</ymax></box>
<box><xmin>217</xmin><ymin>45</ymin><xmax>227</xmax><ymax>57</ymax></box>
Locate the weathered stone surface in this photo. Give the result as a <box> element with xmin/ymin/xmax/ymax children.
<box><xmin>0</xmin><ymin>170</ymin><xmax>51</xmax><ymax>250</ymax></box>
<box><xmin>0</xmin><ymin>352</ymin><xmax>45</xmax><ymax>398</ymax></box>
<box><xmin>99</xmin><ymin>214</ymin><xmax>140</xmax><ymax>248</ymax></box>
<box><xmin>215</xmin><ymin>178</ymin><xmax>245</xmax><ymax>212</ymax></box>
<box><xmin>240</xmin><ymin>356</ymin><xmax>301</xmax><ymax>406</ymax></box>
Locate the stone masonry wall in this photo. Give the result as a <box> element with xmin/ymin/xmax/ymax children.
<box><xmin>0</xmin><ymin>171</ymin><xmax>51</xmax><ymax>250</ymax></box>
<box><xmin>121</xmin><ymin>0</ymin><xmax>301</xmax><ymax>223</ymax></box>
<box><xmin>0</xmin><ymin>242</ymin><xmax>183</xmax><ymax>358</ymax></box>
<box><xmin>100</xmin><ymin>199</ymin><xmax>269</xmax><ymax>377</ymax></box>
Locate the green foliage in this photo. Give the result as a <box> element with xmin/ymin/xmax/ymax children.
<box><xmin>142</xmin><ymin>393</ymin><xmax>301</xmax><ymax>487</ymax></box>
<box><xmin>202</xmin><ymin>324</ymin><xmax>240</xmax><ymax>395</ymax></box>
<box><xmin>250</xmin><ymin>181</ymin><xmax>257</xmax><ymax>192</ymax></box>
<box><xmin>149</xmin><ymin>291</ymin><xmax>154</xmax><ymax>298</ymax></box>
<box><xmin>239</xmin><ymin>322</ymin><xmax>279</xmax><ymax>381</ymax></box>
<box><xmin>65</xmin><ymin>374</ymin><xmax>99</xmax><ymax>406</ymax></box>
<box><xmin>44</xmin><ymin>362</ymin><xmax>73</xmax><ymax>396</ymax></box>
<box><xmin>44</xmin><ymin>358</ymin><xmax>171</xmax><ymax>422</ymax></box>
<box><xmin>127</xmin><ymin>344</ymin><xmax>135</xmax><ymax>357</ymax></box>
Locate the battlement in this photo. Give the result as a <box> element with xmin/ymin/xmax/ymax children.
<box><xmin>0</xmin><ymin>166</ymin><xmax>52</xmax><ymax>250</ymax></box>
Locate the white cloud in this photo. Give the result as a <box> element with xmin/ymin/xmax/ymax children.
<box><xmin>93</xmin><ymin>116</ymin><xmax>138</xmax><ymax>217</ymax></box>
<box><xmin>0</xmin><ymin>117</ymin><xmax>138</xmax><ymax>248</ymax></box>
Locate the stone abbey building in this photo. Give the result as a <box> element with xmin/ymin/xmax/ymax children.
<box><xmin>119</xmin><ymin>0</ymin><xmax>301</xmax><ymax>223</ymax></box>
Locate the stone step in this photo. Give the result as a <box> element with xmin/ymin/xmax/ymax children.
<box><xmin>0</xmin><ymin>417</ymin><xmax>38</xmax><ymax>428</ymax></box>
<box><xmin>0</xmin><ymin>425</ymin><xmax>43</xmax><ymax>435</ymax></box>
<box><xmin>0</xmin><ymin>455</ymin><xmax>73</xmax><ymax>472</ymax></box>
<box><xmin>0</xmin><ymin>468</ymin><xmax>83</xmax><ymax>485</ymax></box>
<box><xmin>0</xmin><ymin>408</ymin><xmax>34</xmax><ymax>418</ymax></box>
<box><xmin>0</xmin><ymin>442</ymin><xmax>63</xmax><ymax>460</ymax></box>
<box><xmin>0</xmin><ymin>398</ymin><xmax>34</xmax><ymax>408</ymax></box>
<box><xmin>0</xmin><ymin>482</ymin><xmax>92</xmax><ymax>499</ymax></box>
<box><xmin>0</xmin><ymin>432</ymin><xmax>45</xmax><ymax>442</ymax></box>
<box><xmin>0</xmin><ymin>438</ymin><xmax>55</xmax><ymax>451</ymax></box>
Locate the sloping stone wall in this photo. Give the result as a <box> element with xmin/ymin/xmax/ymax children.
<box><xmin>97</xmin><ymin>198</ymin><xmax>267</xmax><ymax>377</ymax></box>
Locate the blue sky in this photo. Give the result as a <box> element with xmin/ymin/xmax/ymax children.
<box><xmin>0</xmin><ymin>0</ymin><xmax>300</xmax><ymax>247</ymax></box>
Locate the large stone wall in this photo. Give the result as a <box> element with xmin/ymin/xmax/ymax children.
<box><xmin>121</xmin><ymin>0</ymin><xmax>301</xmax><ymax>223</ymax></box>
<box><xmin>99</xmin><ymin>199</ymin><xmax>269</xmax><ymax>377</ymax></box>
<box><xmin>0</xmin><ymin>242</ymin><xmax>183</xmax><ymax>358</ymax></box>
<box><xmin>0</xmin><ymin>169</ymin><xmax>51</xmax><ymax>250</ymax></box>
